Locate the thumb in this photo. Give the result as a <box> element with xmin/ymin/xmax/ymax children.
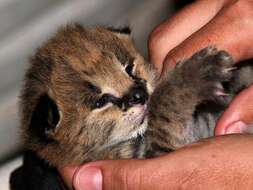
<box><xmin>72</xmin><ymin>159</ymin><xmax>153</xmax><ymax>190</ymax></box>
<box><xmin>72</xmin><ymin>155</ymin><xmax>187</xmax><ymax>190</ymax></box>
<box><xmin>215</xmin><ymin>84</ymin><xmax>253</xmax><ymax>135</ymax></box>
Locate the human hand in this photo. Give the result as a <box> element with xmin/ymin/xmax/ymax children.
<box><xmin>215</xmin><ymin>84</ymin><xmax>253</xmax><ymax>135</ymax></box>
<box><xmin>148</xmin><ymin>0</ymin><xmax>253</xmax><ymax>135</ymax></box>
<box><xmin>59</xmin><ymin>135</ymin><xmax>253</xmax><ymax>190</ymax></box>
<box><xmin>59</xmin><ymin>0</ymin><xmax>253</xmax><ymax>189</ymax></box>
<box><xmin>148</xmin><ymin>0</ymin><xmax>253</xmax><ymax>75</ymax></box>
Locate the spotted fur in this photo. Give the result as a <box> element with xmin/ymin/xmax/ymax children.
<box><xmin>10</xmin><ymin>24</ymin><xmax>253</xmax><ymax>190</ymax></box>
<box><xmin>19</xmin><ymin>24</ymin><xmax>253</xmax><ymax>168</ymax></box>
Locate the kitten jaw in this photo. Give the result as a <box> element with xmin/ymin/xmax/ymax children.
<box><xmin>113</xmin><ymin>115</ymin><xmax>148</xmax><ymax>145</ymax></box>
<box><xmin>97</xmin><ymin>116</ymin><xmax>148</xmax><ymax>153</ymax></box>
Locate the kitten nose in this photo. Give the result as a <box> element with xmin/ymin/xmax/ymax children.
<box><xmin>128</xmin><ymin>89</ymin><xmax>146</xmax><ymax>105</ymax></box>
<box><xmin>127</xmin><ymin>87</ymin><xmax>148</xmax><ymax>107</ymax></box>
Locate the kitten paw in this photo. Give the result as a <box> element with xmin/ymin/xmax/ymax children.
<box><xmin>180</xmin><ymin>47</ymin><xmax>235</xmax><ymax>103</ymax></box>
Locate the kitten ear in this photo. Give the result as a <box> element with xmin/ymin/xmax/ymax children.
<box><xmin>107</xmin><ymin>26</ymin><xmax>131</xmax><ymax>35</ymax></box>
<box><xmin>108</xmin><ymin>26</ymin><xmax>136</xmax><ymax>49</ymax></box>
<box><xmin>28</xmin><ymin>94</ymin><xmax>61</xmax><ymax>144</ymax></box>
<box><xmin>108</xmin><ymin>26</ymin><xmax>132</xmax><ymax>40</ymax></box>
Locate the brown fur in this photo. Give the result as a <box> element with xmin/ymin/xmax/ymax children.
<box><xmin>145</xmin><ymin>48</ymin><xmax>237</xmax><ymax>157</ymax></box>
<box><xmin>20</xmin><ymin>24</ymin><xmax>253</xmax><ymax>167</ymax></box>
<box><xmin>21</xmin><ymin>24</ymin><xmax>155</xmax><ymax>166</ymax></box>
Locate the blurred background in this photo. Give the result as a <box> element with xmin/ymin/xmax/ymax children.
<box><xmin>0</xmin><ymin>0</ymin><xmax>191</xmax><ymax>188</ymax></box>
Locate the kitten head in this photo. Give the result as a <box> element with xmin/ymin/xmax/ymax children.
<box><xmin>21</xmin><ymin>24</ymin><xmax>155</xmax><ymax>166</ymax></box>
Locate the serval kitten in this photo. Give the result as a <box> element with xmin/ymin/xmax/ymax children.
<box><xmin>19</xmin><ymin>24</ymin><xmax>253</xmax><ymax>167</ymax></box>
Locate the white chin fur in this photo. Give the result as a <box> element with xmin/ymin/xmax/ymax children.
<box><xmin>129</xmin><ymin>116</ymin><xmax>148</xmax><ymax>139</ymax></box>
<box><xmin>98</xmin><ymin>116</ymin><xmax>148</xmax><ymax>152</ymax></box>
<box><xmin>100</xmin><ymin>105</ymin><xmax>148</xmax><ymax>150</ymax></box>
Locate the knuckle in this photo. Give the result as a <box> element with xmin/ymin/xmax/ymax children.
<box><xmin>168</xmin><ymin>46</ymin><xmax>186</xmax><ymax>65</ymax></box>
<box><xmin>148</xmin><ymin>27</ymin><xmax>163</xmax><ymax>52</ymax></box>
<box><xmin>226</xmin><ymin>0</ymin><xmax>253</xmax><ymax>24</ymax></box>
<box><xmin>220</xmin><ymin>0</ymin><xmax>253</xmax><ymax>60</ymax></box>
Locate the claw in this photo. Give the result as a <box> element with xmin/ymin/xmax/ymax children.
<box><xmin>216</xmin><ymin>91</ymin><xmax>230</xmax><ymax>96</ymax></box>
<box><xmin>224</xmin><ymin>67</ymin><xmax>237</xmax><ymax>73</ymax></box>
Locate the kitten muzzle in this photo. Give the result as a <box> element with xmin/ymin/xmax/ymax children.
<box><xmin>122</xmin><ymin>83</ymin><xmax>149</xmax><ymax>111</ymax></box>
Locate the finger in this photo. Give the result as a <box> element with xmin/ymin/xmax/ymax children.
<box><xmin>215</xmin><ymin>84</ymin><xmax>253</xmax><ymax>135</ymax></box>
<box><xmin>162</xmin><ymin>1</ymin><xmax>253</xmax><ymax>75</ymax></box>
<box><xmin>149</xmin><ymin>0</ymin><xmax>226</xmax><ymax>73</ymax></box>
<box><xmin>72</xmin><ymin>155</ymin><xmax>194</xmax><ymax>190</ymax></box>
<box><xmin>58</xmin><ymin>166</ymin><xmax>78</xmax><ymax>190</ymax></box>
<box><xmin>71</xmin><ymin>136</ymin><xmax>253</xmax><ymax>190</ymax></box>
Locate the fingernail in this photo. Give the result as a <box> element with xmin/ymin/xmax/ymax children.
<box><xmin>225</xmin><ymin>121</ymin><xmax>248</xmax><ymax>134</ymax></box>
<box><xmin>73</xmin><ymin>167</ymin><xmax>102</xmax><ymax>190</ymax></box>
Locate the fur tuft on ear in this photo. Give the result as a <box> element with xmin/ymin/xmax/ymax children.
<box><xmin>107</xmin><ymin>26</ymin><xmax>131</xmax><ymax>35</ymax></box>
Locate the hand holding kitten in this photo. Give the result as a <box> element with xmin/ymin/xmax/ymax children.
<box><xmin>60</xmin><ymin>0</ymin><xmax>253</xmax><ymax>189</ymax></box>
<box><xmin>61</xmin><ymin>135</ymin><xmax>253</xmax><ymax>190</ymax></box>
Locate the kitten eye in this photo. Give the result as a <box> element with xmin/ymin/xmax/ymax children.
<box><xmin>125</xmin><ymin>63</ymin><xmax>134</xmax><ymax>75</ymax></box>
<box><xmin>125</xmin><ymin>58</ymin><xmax>135</xmax><ymax>77</ymax></box>
<box><xmin>86</xmin><ymin>82</ymin><xmax>101</xmax><ymax>94</ymax></box>
<box><xmin>94</xmin><ymin>96</ymin><xmax>108</xmax><ymax>109</ymax></box>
